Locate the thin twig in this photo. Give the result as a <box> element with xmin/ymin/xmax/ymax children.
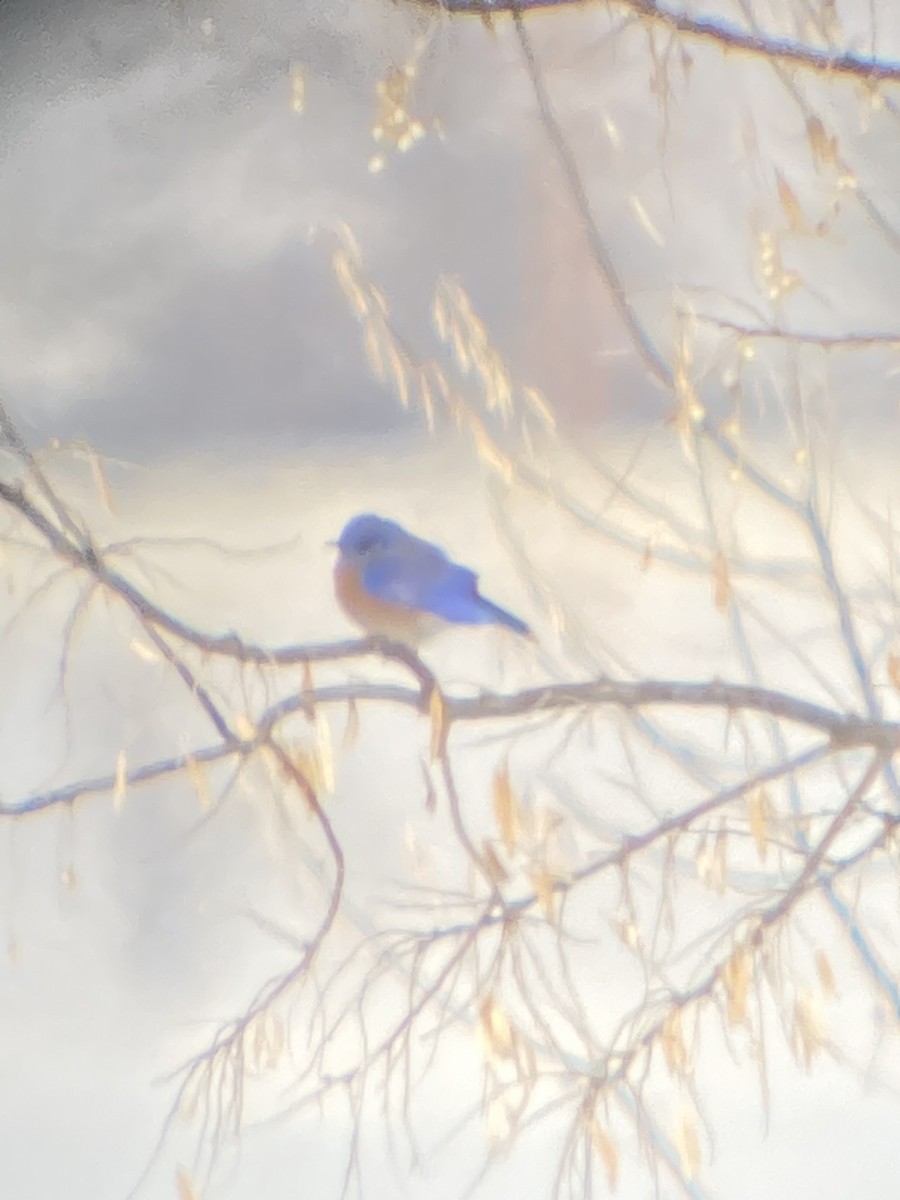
<box><xmin>428</xmin><ymin>0</ymin><xmax>900</xmax><ymax>83</ymax></box>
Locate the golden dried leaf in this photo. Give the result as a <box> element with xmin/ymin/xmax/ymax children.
<box><xmin>176</xmin><ymin>1166</ymin><xmax>199</xmax><ymax>1200</ymax></box>
<box><xmin>129</xmin><ymin>638</ymin><xmax>160</xmax><ymax>663</ymax></box>
<box><xmin>346</xmin><ymin>276</ymin><xmax>371</xmax><ymax>320</ymax></box>
<box><xmin>616</xmin><ymin>917</ymin><xmax>641</xmax><ymax>950</ymax></box>
<box><xmin>293</xmin><ymin>749</ymin><xmax>324</xmax><ymax>797</ymax></box>
<box><xmin>758</xmin><ymin>230</ymin><xmax>776</xmax><ymax>273</ymax></box>
<box><xmin>289</xmin><ymin>64</ymin><xmax>305</xmax><ymax>114</ymax></box>
<box><xmin>250</xmin><ymin>1014</ymin><xmax>266</xmax><ymax>1072</ymax></box>
<box><xmin>362</xmin><ymin>323</ymin><xmax>386</xmax><ymax>383</ymax></box>
<box><xmin>429</xmin><ymin>362</ymin><xmax>450</xmax><ymax>402</ymax></box>
<box><xmin>185</xmin><ymin>754</ymin><xmax>211</xmax><ymax>811</ymax></box>
<box><xmin>675</xmin><ymin>1108</ymin><xmax>701</xmax><ymax>1179</ymax></box>
<box><xmin>815</xmin><ymin>949</ymin><xmax>836</xmax><ymax>997</ymax></box>
<box><xmin>591</xmin><ymin>1121</ymin><xmax>619</xmax><ymax>1190</ymax></box>
<box><xmin>661</xmin><ymin>1008</ymin><xmax>688</xmax><ymax>1074</ymax></box>
<box><xmin>479</xmin><ymin>995</ymin><xmax>515</xmax><ymax>1059</ymax></box>
<box><xmin>338</xmin><ymin>229</ymin><xmax>359</xmax><ymax>264</ymax></box>
<box><xmin>178</xmin><ymin>1075</ymin><xmax>201</xmax><ymax>1123</ymax></box>
<box><xmin>888</xmin><ymin>652</ymin><xmax>900</xmax><ymax>692</ymax></box>
<box><xmin>450</xmin><ymin>320</ymin><xmax>471</xmax><ymax>375</ymax></box>
<box><xmin>234</xmin><ymin>714</ymin><xmax>256</xmax><ymax>741</ymax></box>
<box><xmin>773</xmin><ymin>267</ymin><xmax>802</xmax><ymax>298</ymax></box>
<box><xmin>748</xmin><ymin>788</ymin><xmax>769</xmax><ymax>862</ymax></box>
<box><xmin>485</xmin><ymin>1095</ymin><xmax>512</xmax><ymax>1145</ymax></box>
<box><xmin>387</xmin><ymin>340</ymin><xmax>409</xmax><ymax>408</ymax></box>
<box><xmin>492</xmin><ymin>762</ymin><xmax>519</xmax><ymax>855</ymax></box>
<box><xmin>696</xmin><ymin>842</ymin><xmax>713</xmax><ymax>887</ymax></box>
<box><xmin>88</xmin><ymin>449</ymin><xmax>114</xmax><ymax>514</ymax></box>
<box><xmin>331</xmin><ymin>248</ymin><xmax>353</xmax><ymax>294</ymax></box>
<box><xmin>113</xmin><ymin>750</ymin><xmax>127</xmax><ymax>811</ymax></box>
<box><xmin>671</xmin><ymin>353</ymin><xmax>703</xmax><ymax>461</ymax></box>
<box><xmin>712</xmin><ymin>552</ymin><xmax>730</xmax><ymax>612</ymax></box>
<box><xmin>806</xmin><ymin>116</ymin><xmax>838</xmax><ymax>167</ymax></box>
<box><xmin>722</xmin><ymin>945</ymin><xmax>752</xmax><ymax>1026</ymax></box>
<box><xmin>429</xmin><ymin>686</ymin><xmax>449</xmax><ymax>760</ymax></box>
<box><xmin>775</xmin><ymin>170</ymin><xmax>809</xmax><ymax>234</ymax></box>
<box><xmin>529</xmin><ymin>865</ymin><xmax>555</xmax><ymax>920</ymax></box>
<box><xmin>314</xmin><ymin>714</ymin><xmax>335</xmax><ymax>792</ymax></box>
<box><xmin>420</xmin><ymin>381</ymin><xmax>435</xmax><ymax>432</ymax></box>
<box><xmin>469</xmin><ymin>417</ymin><xmax>514</xmax><ymax>484</ymax></box>
<box><xmin>483</xmin><ymin>358</ymin><xmax>512</xmax><ymax>419</ymax></box>
<box><xmin>343</xmin><ymin>698</ymin><xmax>360</xmax><ymax>749</ymax></box>
<box><xmin>432</xmin><ymin>289</ymin><xmax>450</xmax><ymax>339</ymax></box>
<box><xmin>482</xmin><ymin>841</ymin><xmax>509</xmax><ymax>884</ymax></box>
<box><xmin>792</xmin><ymin>989</ymin><xmax>826</xmax><ymax>1069</ymax></box>
<box><xmin>757</xmin><ymin>230</ymin><xmax>803</xmax><ymax>300</ymax></box>
<box><xmin>628</xmin><ymin>193</ymin><xmax>664</xmax><ymax>246</ymax></box>
<box><xmin>522</xmin><ymin>385</ymin><xmax>556</xmax><ymax>430</ymax></box>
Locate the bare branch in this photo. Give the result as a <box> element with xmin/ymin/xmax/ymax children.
<box><xmin>422</xmin><ymin>0</ymin><xmax>900</xmax><ymax>83</ymax></box>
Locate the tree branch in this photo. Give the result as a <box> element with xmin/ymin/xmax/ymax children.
<box><xmin>423</xmin><ymin>0</ymin><xmax>900</xmax><ymax>83</ymax></box>
<box><xmin>0</xmin><ymin>476</ymin><xmax>437</xmax><ymax>698</ymax></box>
<box><xmin>4</xmin><ymin>674</ymin><xmax>897</xmax><ymax>818</ymax></box>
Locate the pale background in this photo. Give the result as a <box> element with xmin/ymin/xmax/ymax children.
<box><xmin>2</xmin><ymin>1</ymin><xmax>900</xmax><ymax>1198</ymax></box>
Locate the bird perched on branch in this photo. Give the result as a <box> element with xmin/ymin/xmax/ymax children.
<box><xmin>333</xmin><ymin>513</ymin><xmax>531</xmax><ymax>646</ymax></box>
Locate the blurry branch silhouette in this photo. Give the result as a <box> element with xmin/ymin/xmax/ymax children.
<box><xmin>688</xmin><ymin>316</ymin><xmax>900</xmax><ymax>350</ymax></box>
<box><xmin>416</xmin><ymin>0</ymin><xmax>900</xmax><ymax>82</ymax></box>
<box><xmin>2</xmin><ymin>365</ymin><xmax>899</xmax><ymax>1196</ymax></box>
<box><xmin>0</xmin><ymin>467</ymin><xmax>436</xmax><ymax>696</ymax></box>
<box><xmin>734</xmin><ymin>0</ymin><xmax>900</xmax><ymax>261</ymax></box>
<box><xmin>507</xmin><ymin>0</ymin><xmax>900</xmax><ymax>1091</ymax></box>
<box><xmin>314</xmin><ymin>15</ymin><xmax>900</xmax><ymax>1192</ymax></box>
<box><xmin>327</xmin><ymin>21</ymin><xmax>900</xmax><ymax>1161</ymax></box>
<box><xmin>1</xmin><ymin>395</ymin><xmax>351</xmax><ymax>1189</ymax></box>
<box><xmin>4</xmin><ymin>675</ymin><xmax>900</xmax><ymax>819</ymax></box>
<box><xmin>4</xmin><ymin>12</ymin><xmax>900</xmax><ymax>1192</ymax></box>
<box><xmin>129</xmin><ymin>736</ymin><xmax>347</xmax><ymax>1198</ymax></box>
<box><xmin>3</xmin><ymin>378</ymin><xmax>899</xmax><ymax>815</ymax></box>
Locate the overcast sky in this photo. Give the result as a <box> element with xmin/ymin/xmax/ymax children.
<box><xmin>0</xmin><ymin>0</ymin><xmax>537</xmax><ymax>455</ymax></box>
<box><xmin>2</xmin><ymin>0</ymin><xmax>900</xmax><ymax>459</ymax></box>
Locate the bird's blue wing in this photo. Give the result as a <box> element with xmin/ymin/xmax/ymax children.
<box><xmin>362</xmin><ymin>554</ymin><xmax>476</xmax><ymax>616</ymax></box>
<box><xmin>428</xmin><ymin>572</ymin><xmax>530</xmax><ymax>632</ymax></box>
<box><xmin>362</xmin><ymin>545</ymin><xmax>530</xmax><ymax>634</ymax></box>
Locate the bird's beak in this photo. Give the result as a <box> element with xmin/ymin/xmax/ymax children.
<box><xmin>325</xmin><ymin>539</ymin><xmax>339</xmax><ymax>550</ymax></box>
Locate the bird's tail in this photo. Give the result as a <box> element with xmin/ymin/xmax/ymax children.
<box><xmin>481</xmin><ymin>598</ymin><xmax>532</xmax><ymax>638</ymax></box>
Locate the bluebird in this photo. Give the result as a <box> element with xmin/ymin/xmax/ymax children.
<box><xmin>333</xmin><ymin>513</ymin><xmax>531</xmax><ymax>645</ymax></box>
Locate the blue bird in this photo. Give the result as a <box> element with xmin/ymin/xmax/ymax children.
<box><xmin>333</xmin><ymin>514</ymin><xmax>531</xmax><ymax>645</ymax></box>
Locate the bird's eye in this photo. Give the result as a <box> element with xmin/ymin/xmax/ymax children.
<box><xmin>356</xmin><ymin>535</ymin><xmax>380</xmax><ymax>555</ymax></box>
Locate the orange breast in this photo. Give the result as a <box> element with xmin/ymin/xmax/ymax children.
<box><xmin>334</xmin><ymin>561</ymin><xmax>437</xmax><ymax>644</ymax></box>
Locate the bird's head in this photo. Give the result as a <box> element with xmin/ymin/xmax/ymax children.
<box><xmin>334</xmin><ymin>514</ymin><xmax>406</xmax><ymax>564</ymax></box>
